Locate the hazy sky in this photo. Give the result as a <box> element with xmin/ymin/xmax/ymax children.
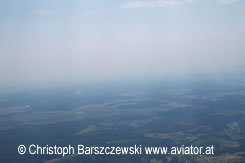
<box><xmin>0</xmin><ymin>0</ymin><xmax>245</xmax><ymax>85</ymax></box>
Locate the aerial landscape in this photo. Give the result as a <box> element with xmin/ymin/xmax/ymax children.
<box><xmin>0</xmin><ymin>0</ymin><xmax>245</xmax><ymax>162</ymax></box>
<box><xmin>1</xmin><ymin>76</ymin><xmax>245</xmax><ymax>162</ymax></box>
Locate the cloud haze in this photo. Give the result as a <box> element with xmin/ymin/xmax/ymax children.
<box><xmin>0</xmin><ymin>0</ymin><xmax>244</xmax><ymax>86</ymax></box>
<box><xmin>218</xmin><ymin>0</ymin><xmax>240</xmax><ymax>5</ymax></box>
<box><xmin>121</xmin><ymin>0</ymin><xmax>194</xmax><ymax>8</ymax></box>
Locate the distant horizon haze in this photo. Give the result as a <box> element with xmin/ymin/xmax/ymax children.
<box><xmin>0</xmin><ymin>0</ymin><xmax>244</xmax><ymax>86</ymax></box>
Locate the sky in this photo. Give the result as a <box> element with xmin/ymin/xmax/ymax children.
<box><xmin>0</xmin><ymin>0</ymin><xmax>245</xmax><ymax>86</ymax></box>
